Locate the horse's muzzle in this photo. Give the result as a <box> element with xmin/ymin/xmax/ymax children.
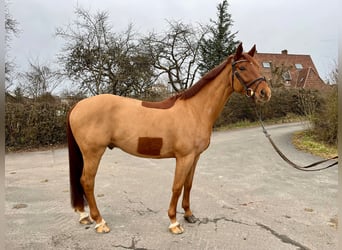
<box><xmin>255</xmin><ymin>86</ymin><xmax>271</xmax><ymax>104</ymax></box>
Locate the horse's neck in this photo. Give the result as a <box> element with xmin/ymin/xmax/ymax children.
<box><xmin>187</xmin><ymin>66</ymin><xmax>234</xmax><ymax>128</ymax></box>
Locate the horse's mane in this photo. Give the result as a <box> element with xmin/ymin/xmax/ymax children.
<box><xmin>142</xmin><ymin>56</ymin><xmax>233</xmax><ymax>109</ymax></box>
<box><xmin>176</xmin><ymin>57</ymin><xmax>232</xmax><ymax>100</ymax></box>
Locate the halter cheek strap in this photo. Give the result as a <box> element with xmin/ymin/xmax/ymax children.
<box><xmin>231</xmin><ymin>60</ymin><xmax>266</xmax><ymax>98</ymax></box>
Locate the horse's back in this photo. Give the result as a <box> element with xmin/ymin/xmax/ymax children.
<box><xmin>71</xmin><ymin>94</ymin><xmax>139</xmax><ymax>122</ymax></box>
<box><xmin>75</xmin><ymin>94</ymin><xmax>138</xmax><ymax>110</ymax></box>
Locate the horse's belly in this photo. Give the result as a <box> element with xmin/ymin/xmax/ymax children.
<box><xmin>112</xmin><ymin>134</ymin><xmax>175</xmax><ymax>159</ymax></box>
<box><xmin>117</xmin><ymin>144</ymin><xmax>175</xmax><ymax>159</ymax></box>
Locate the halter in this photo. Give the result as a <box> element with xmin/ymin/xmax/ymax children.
<box><xmin>231</xmin><ymin>59</ymin><xmax>266</xmax><ymax>98</ymax></box>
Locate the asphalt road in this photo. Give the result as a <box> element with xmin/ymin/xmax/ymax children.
<box><xmin>5</xmin><ymin>122</ymin><xmax>338</xmax><ymax>250</ymax></box>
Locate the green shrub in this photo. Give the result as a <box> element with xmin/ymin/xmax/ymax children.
<box><xmin>214</xmin><ymin>88</ymin><xmax>322</xmax><ymax>128</ymax></box>
<box><xmin>5</xmin><ymin>102</ymin><xmax>70</xmax><ymax>151</ymax></box>
<box><xmin>310</xmin><ymin>87</ymin><xmax>337</xmax><ymax>145</ymax></box>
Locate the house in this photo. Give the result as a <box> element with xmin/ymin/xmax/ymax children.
<box><xmin>254</xmin><ymin>50</ymin><xmax>329</xmax><ymax>90</ymax></box>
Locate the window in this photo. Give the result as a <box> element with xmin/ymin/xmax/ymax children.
<box><xmin>282</xmin><ymin>71</ymin><xmax>292</xmax><ymax>81</ymax></box>
<box><xmin>295</xmin><ymin>63</ymin><xmax>303</xmax><ymax>69</ymax></box>
<box><xmin>262</xmin><ymin>61</ymin><xmax>271</xmax><ymax>68</ymax></box>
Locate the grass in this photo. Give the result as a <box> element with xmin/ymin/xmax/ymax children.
<box><xmin>292</xmin><ymin>130</ymin><xmax>337</xmax><ymax>158</ymax></box>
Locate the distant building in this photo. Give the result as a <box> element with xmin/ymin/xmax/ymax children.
<box><xmin>254</xmin><ymin>50</ymin><xmax>329</xmax><ymax>90</ymax></box>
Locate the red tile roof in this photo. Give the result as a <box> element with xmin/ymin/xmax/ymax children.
<box><xmin>254</xmin><ymin>50</ymin><xmax>328</xmax><ymax>90</ymax></box>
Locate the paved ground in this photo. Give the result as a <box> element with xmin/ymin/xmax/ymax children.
<box><xmin>5</xmin><ymin>122</ymin><xmax>338</xmax><ymax>250</ymax></box>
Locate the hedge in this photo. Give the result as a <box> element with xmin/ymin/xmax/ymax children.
<box><xmin>5</xmin><ymin>102</ymin><xmax>71</xmax><ymax>151</ymax></box>
<box><xmin>311</xmin><ymin>86</ymin><xmax>337</xmax><ymax>145</ymax></box>
<box><xmin>214</xmin><ymin>88</ymin><xmax>322</xmax><ymax>127</ymax></box>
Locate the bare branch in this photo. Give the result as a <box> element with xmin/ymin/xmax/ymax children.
<box><xmin>56</xmin><ymin>7</ymin><xmax>155</xmax><ymax>96</ymax></box>
<box><xmin>142</xmin><ymin>20</ymin><xmax>206</xmax><ymax>92</ymax></box>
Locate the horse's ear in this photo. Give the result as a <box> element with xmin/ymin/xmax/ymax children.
<box><xmin>234</xmin><ymin>43</ymin><xmax>243</xmax><ymax>60</ymax></box>
<box><xmin>248</xmin><ymin>45</ymin><xmax>256</xmax><ymax>57</ymax></box>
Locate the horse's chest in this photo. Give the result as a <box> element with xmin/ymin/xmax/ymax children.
<box><xmin>194</xmin><ymin>136</ymin><xmax>211</xmax><ymax>153</ymax></box>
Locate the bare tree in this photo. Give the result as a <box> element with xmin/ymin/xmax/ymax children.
<box><xmin>19</xmin><ymin>60</ymin><xmax>61</xmax><ymax>99</ymax></box>
<box><xmin>269</xmin><ymin>63</ymin><xmax>293</xmax><ymax>88</ymax></box>
<box><xmin>326</xmin><ymin>62</ymin><xmax>338</xmax><ymax>85</ymax></box>
<box><xmin>143</xmin><ymin>20</ymin><xmax>207</xmax><ymax>92</ymax></box>
<box><xmin>5</xmin><ymin>1</ymin><xmax>19</xmax><ymax>90</ymax></box>
<box><xmin>56</xmin><ymin>8</ymin><xmax>155</xmax><ymax>97</ymax></box>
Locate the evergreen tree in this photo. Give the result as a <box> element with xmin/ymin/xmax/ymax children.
<box><xmin>199</xmin><ymin>0</ymin><xmax>239</xmax><ymax>75</ymax></box>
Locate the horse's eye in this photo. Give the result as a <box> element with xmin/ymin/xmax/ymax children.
<box><xmin>239</xmin><ymin>66</ymin><xmax>246</xmax><ymax>71</ymax></box>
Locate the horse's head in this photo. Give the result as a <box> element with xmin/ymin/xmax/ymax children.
<box><xmin>231</xmin><ymin>43</ymin><xmax>271</xmax><ymax>104</ymax></box>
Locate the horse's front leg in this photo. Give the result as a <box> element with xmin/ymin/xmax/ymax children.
<box><xmin>168</xmin><ymin>154</ymin><xmax>196</xmax><ymax>234</ymax></box>
<box><xmin>182</xmin><ymin>155</ymin><xmax>200</xmax><ymax>224</ymax></box>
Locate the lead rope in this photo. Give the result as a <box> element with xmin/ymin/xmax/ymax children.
<box><xmin>254</xmin><ymin>105</ymin><xmax>338</xmax><ymax>172</ymax></box>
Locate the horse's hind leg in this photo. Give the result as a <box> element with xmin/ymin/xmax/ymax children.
<box><xmin>81</xmin><ymin>147</ymin><xmax>110</xmax><ymax>233</ymax></box>
<box><xmin>76</xmin><ymin>208</ymin><xmax>93</xmax><ymax>225</ymax></box>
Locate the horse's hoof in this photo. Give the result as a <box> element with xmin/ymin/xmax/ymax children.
<box><xmin>79</xmin><ymin>216</ymin><xmax>93</xmax><ymax>225</ymax></box>
<box><xmin>184</xmin><ymin>214</ymin><xmax>198</xmax><ymax>224</ymax></box>
<box><xmin>95</xmin><ymin>219</ymin><xmax>110</xmax><ymax>233</ymax></box>
<box><xmin>95</xmin><ymin>223</ymin><xmax>110</xmax><ymax>233</ymax></box>
<box><xmin>169</xmin><ymin>221</ymin><xmax>184</xmax><ymax>234</ymax></box>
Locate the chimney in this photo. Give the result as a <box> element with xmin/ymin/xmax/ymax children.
<box><xmin>281</xmin><ymin>49</ymin><xmax>288</xmax><ymax>55</ymax></box>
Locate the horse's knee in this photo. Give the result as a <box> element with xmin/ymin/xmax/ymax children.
<box><xmin>172</xmin><ymin>188</ymin><xmax>182</xmax><ymax>197</ymax></box>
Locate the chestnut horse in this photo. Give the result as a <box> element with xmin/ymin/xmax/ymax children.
<box><xmin>67</xmin><ymin>43</ymin><xmax>271</xmax><ymax>234</ymax></box>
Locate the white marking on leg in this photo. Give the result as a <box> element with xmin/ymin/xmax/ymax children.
<box><xmin>168</xmin><ymin>221</ymin><xmax>180</xmax><ymax>229</ymax></box>
<box><xmin>77</xmin><ymin>211</ymin><xmax>92</xmax><ymax>222</ymax></box>
<box><xmin>95</xmin><ymin>218</ymin><xmax>106</xmax><ymax>229</ymax></box>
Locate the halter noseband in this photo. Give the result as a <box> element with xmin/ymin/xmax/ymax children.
<box><xmin>231</xmin><ymin>59</ymin><xmax>266</xmax><ymax>98</ymax></box>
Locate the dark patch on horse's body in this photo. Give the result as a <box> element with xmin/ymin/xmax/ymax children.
<box><xmin>137</xmin><ymin>137</ymin><xmax>163</xmax><ymax>156</ymax></box>
<box><xmin>141</xmin><ymin>96</ymin><xmax>178</xmax><ymax>109</ymax></box>
<box><xmin>141</xmin><ymin>58</ymin><xmax>230</xmax><ymax>110</ymax></box>
<box><xmin>107</xmin><ymin>143</ymin><xmax>115</xmax><ymax>150</ymax></box>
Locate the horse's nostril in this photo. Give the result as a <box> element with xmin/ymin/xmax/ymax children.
<box><xmin>260</xmin><ymin>89</ymin><xmax>265</xmax><ymax>97</ymax></box>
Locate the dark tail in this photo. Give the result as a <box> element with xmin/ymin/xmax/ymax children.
<box><xmin>67</xmin><ymin>106</ymin><xmax>87</xmax><ymax>209</ymax></box>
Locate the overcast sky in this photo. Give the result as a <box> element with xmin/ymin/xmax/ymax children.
<box><xmin>7</xmin><ymin>0</ymin><xmax>339</xmax><ymax>86</ymax></box>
